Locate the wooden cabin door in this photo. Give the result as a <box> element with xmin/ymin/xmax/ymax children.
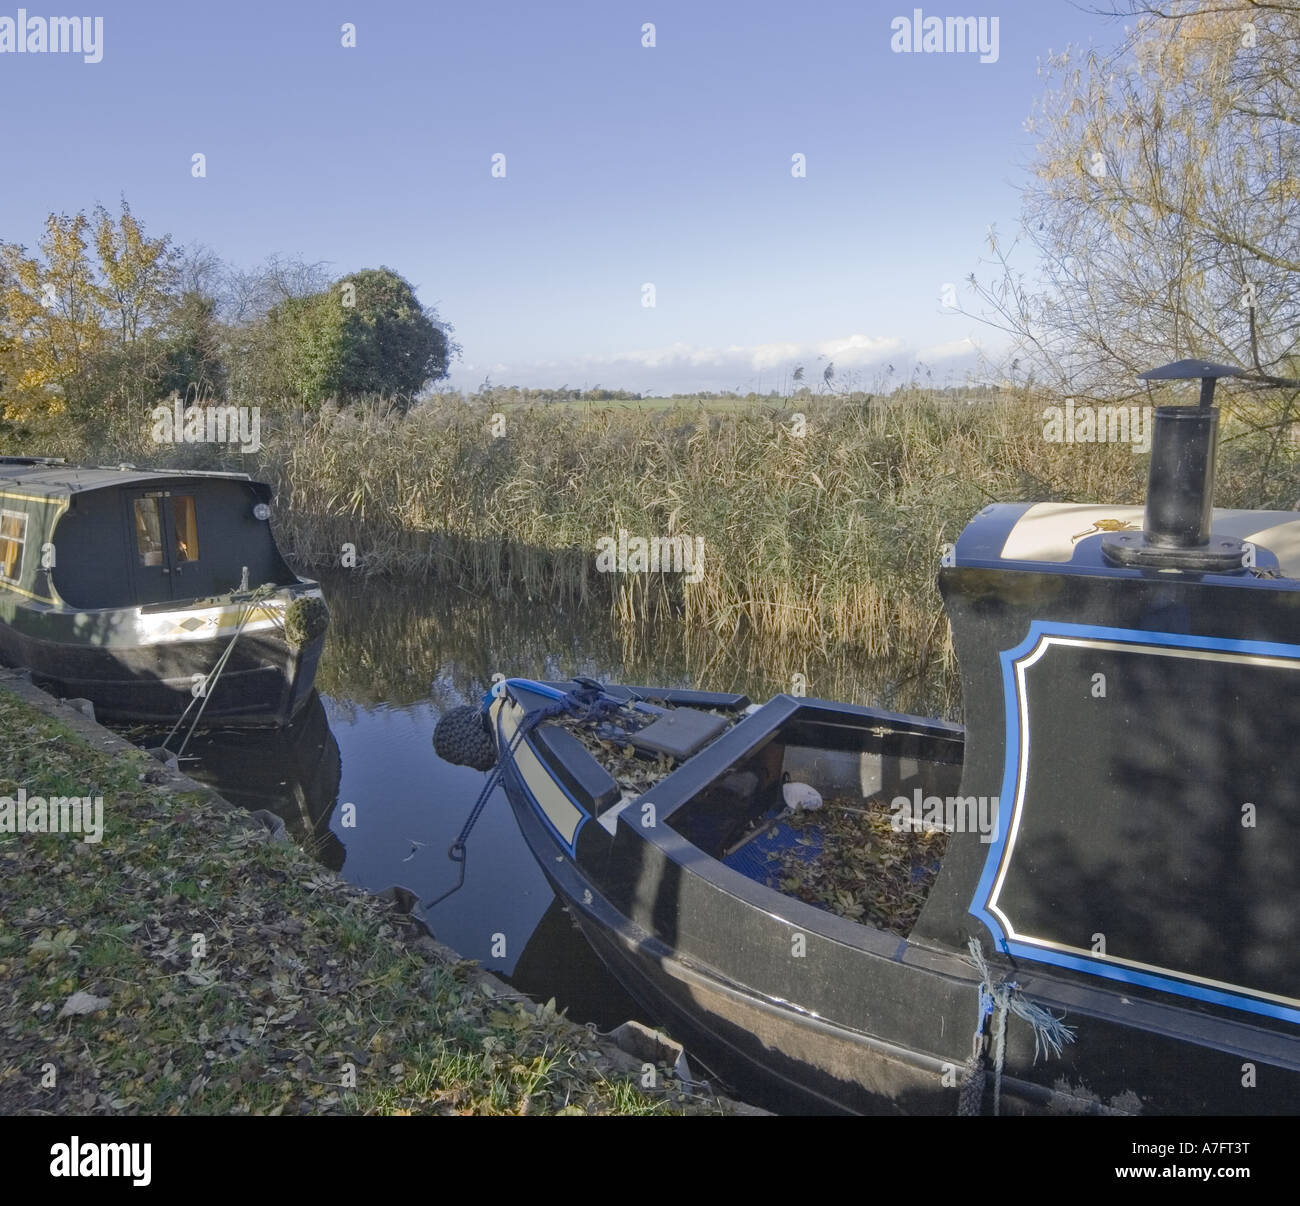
<box><xmin>127</xmin><ymin>491</ymin><xmax>175</xmax><ymax>603</ymax></box>
<box><xmin>126</xmin><ymin>490</ymin><xmax>178</xmax><ymax>603</ymax></box>
<box><xmin>126</xmin><ymin>489</ymin><xmax>203</xmax><ymax>605</ymax></box>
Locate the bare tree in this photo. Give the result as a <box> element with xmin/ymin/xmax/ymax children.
<box><xmin>966</xmin><ymin>1</ymin><xmax>1300</xmax><ymax>400</ymax></box>
<box><xmin>175</xmin><ymin>242</ymin><xmax>225</xmax><ymax>299</ymax></box>
<box><xmin>217</xmin><ymin>253</ymin><xmax>333</xmax><ymax>324</ymax></box>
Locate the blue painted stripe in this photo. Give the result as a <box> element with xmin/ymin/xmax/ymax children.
<box><xmin>505</xmin><ymin>677</ymin><xmax>570</xmax><ymax>702</ymax></box>
<box><xmin>1003</xmin><ymin>939</ymin><xmax>1300</xmax><ymax>1025</ymax></box>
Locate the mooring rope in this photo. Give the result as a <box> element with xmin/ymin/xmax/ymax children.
<box><xmin>958</xmin><ymin>937</ymin><xmax>1075</xmax><ymax>1116</ymax></box>
<box><xmin>425</xmin><ymin>681</ymin><xmax>629</xmax><ymax>909</ymax></box>
<box><xmin>161</xmin><ymin>584</ymin><xmax>275</xmax><ymax>758</ymax></box>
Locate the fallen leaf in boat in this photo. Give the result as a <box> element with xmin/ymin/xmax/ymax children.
<box><xmin>768</xmin><ymin>796</ymin><xmax>948</xmax><ymax>937</ymax></box>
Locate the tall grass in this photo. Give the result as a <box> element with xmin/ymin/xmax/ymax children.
<box><xmin>258</xmin><ymin>390</ymin><xmax>1158</xmax><ymax>662</ymax></box>
<box><xmin>8</xmin><ymin>388</ymin><xmax>1296</xmax><ymax>667</ymax></box>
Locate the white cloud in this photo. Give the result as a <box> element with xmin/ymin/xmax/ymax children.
<box><xmin>916</xmin><ymin>336</ymin><xmax>981</xmax><ymax>362</ymax></box>
<box><xmin>748</xmin><ymin>341</ymin><xmax>805</xmax><ymax>369</ymax></box>
<box><xmin>813</xmin><ymin>334</ymin><xmax>904</xmax><ymax>364</ymax></box>
<box><xmin>553</xmin><ymin>333</ymin><xmax>904</xmax><ymax>374</ymax></box>
<box><xmin>447</xmin><ymin>330</ymin><xmax>980</xmax><ymax>395</ymax></box>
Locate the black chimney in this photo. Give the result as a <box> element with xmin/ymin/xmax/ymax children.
<box><xmin>1102</xmin><ymin>359</ymin><xmax>1247</xmax><ymax>572</ymax></box>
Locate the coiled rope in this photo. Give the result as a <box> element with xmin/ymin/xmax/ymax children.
<box><xmin>958</xmin><ymin>937</ymin><xmax>1075</xmax><ymax>1116</ymax></box>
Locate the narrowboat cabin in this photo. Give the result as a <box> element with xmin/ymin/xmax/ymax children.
<box><xmin>0</xmin><ymin>457</ymin><xmax>327</xmax><ymax>727</ymax></box>
<box><xmin>435</xmin><ymin>361</ymin><xmax>1300</xmax><ymax>1114</ymax></box>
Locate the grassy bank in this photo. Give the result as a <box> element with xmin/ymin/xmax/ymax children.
<box><xmin>0</xmin><ymin>679</ymin><xmax>721</xmax><ymax>1115</ymax></box>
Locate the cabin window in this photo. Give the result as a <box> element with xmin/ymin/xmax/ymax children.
<box><xmin>0</xmin><ymin>510</ymin><xmax>26</xmax><ymax>582</ymax></box>
<box><xmin>133</xmin><ymin>496</ymin><xmax>165</xmax><ymax>566</ymax></box>
<box><xmin>172</xmin><ymin>495</ymin><xmax>198</xmax><ymax>563</ymax></box>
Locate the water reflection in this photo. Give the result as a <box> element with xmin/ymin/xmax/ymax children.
<box><xmin>166</xmin><ymin>571</ymin><xmax>959</xmax><ymax>1032</ymax></box>
<box><xmin>315</xmin><ymin>570</ymin><xmax>960</xmax><ymax>719</ymax></box>
<box><xmin>170</xmin><ymin>691</ymin><xmax>345</xmax><ymax>870</ymax></box>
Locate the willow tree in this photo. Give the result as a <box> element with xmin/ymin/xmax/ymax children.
<box><xmin>969</xmin><ymin>1</ymin><xmax>1300</xmax><ymax>402</ymax></box>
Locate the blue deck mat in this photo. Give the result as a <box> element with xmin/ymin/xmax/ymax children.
<box><xmin>723</xmin><ymin>818</ymin><xmax>824</xmax><ymax>887</ymax></box>
<box><xmin>723</xmin><ymin>815</ymin><xmax>945</xmax><ymax>892</ymax></box>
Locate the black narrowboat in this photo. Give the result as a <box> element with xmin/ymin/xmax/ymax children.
<box><xmin>436</xmin><ymin>360</ymin><xmax>1300</xmax><ymax>1114</ymax></box>
<box><xmin>0</xmin><ymin>457</ymin><xmax>327</xmax><ymax>727</ymax></box>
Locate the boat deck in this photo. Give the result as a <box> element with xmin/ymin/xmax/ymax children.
<box><xmin>550</xmin><ymin>696</ymin><xmax>958</xmax><ymax>938</ymax></box>
<box><xmin>721</xmin><ymin>796</ymin><xmax>948</xmax><ymax>936</ymax></box>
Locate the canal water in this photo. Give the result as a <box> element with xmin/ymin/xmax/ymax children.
<box><xmin>143</xmin><ymin>571</ymin><xmax>959</xmax><ymax>1079</ymax></box>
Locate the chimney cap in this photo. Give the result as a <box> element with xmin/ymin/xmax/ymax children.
<box><xmin>1139</xmin><ymin>359</ymin><xmax>1244</xmax><ymax>382</ymax></box>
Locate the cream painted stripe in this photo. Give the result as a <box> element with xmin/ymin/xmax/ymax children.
<box><xmin>1000</xmin><ymin>504</ymin><xmax>1144</xmax><ymax>563</ymax></box>
<box><xmin>0</xmin><ymin>580</ymin><xmax>57</xmax><ymax>605</ymax></box>
<box><xmin>0</xmin><ymin>490</ymin><xmax>66</xmax><ymax>506</ymax></box>
<box><xmin>999</xmin><ymin>504</ymin><xmax>1300</xmax><ymax>575</ymax></box>
<box><xmin>141</xmin><ymin>617</ymin><xmax>284</xmax><ymax>645</ymax></box>
<box><xmin>138</xmin><ymin>600</ymin><xmax>288</xmax><ymax>644</ymax></box>
<box><xmin>1008</xmin><ymin>934</ymin><xmax>1300</xmax><ymax>1009</ymax></box>
<box><xmin>495</xmin><ymin>699</ymin><xmax>584</xmax><ymax>846</ymax></box>
<box><xmin>986</xmin><ymin>634</ymin><xmax>1049</xmax><ymax>935</ymax></box>
<box><xmin>1044</xmin><ymin>635</ymin><xmax>1300</xmax><ymax>672</ymax></box>
<box><xmin>0</xmin><ymin>495</ymin><xmax>68</xmax><ymax>605</ymax></box>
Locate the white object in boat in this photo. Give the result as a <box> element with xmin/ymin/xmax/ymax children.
<box><xmin>783</xmin><ymin>781</ymin><xmax>823</xmax><ymax>811</ymax></box>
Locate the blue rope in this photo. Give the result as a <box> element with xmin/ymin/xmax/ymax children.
<box><xmin>961</xmin><ymin>938</ymin><xmax>1076</xmax><ymax>1115</ymax></box>
<box><xmin>425</xmin><ymin>682</ymin><xmax>626</xmax><ymax>909</ymax></box>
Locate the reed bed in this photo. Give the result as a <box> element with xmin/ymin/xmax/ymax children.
<box><xmin>258</xmin><ymin>390</ymin><xmax>1157</xmax><ymax>662</ymax></box>
<box><xmin>9</xmin><ymin>387</ymin><xmax>1295</xmax><ymax>669</ymax></box>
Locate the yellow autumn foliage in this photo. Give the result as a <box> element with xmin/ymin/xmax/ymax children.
<box><xmin>0</xmin><ymin>201</ymin><xmax>175</xmax><ymax>426</ymax></box>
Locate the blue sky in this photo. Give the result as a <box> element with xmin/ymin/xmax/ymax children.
<box><xmin>0</xmin><ymin>1</ymin><xmax>1131</xmax><ymax>394</ymax></box>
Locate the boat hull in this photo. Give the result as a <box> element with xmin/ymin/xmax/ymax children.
<box><xmin>511</xmin><ymin>787</ymin><xmax>963</xmax><ymax>1114</ymax></box>
<box><xmin>0</xmin><ymin>593</ymin><xmax>324</xmax><ymax>727</ymax></box>
<box><xmin>493</xmin><ymin>680</ymin><xmax>1300</xmax><ymax>1115</ymax></box>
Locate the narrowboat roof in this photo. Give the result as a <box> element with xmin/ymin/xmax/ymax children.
<box><xmin>949</xmin><ymin>500</ymin><xmax>1300</xmax><ymax>581</ymax></box>
<box><xmin>0</xmin><ymin>459</ymin><xmax>271</xmax><ymax>503</ymax></box>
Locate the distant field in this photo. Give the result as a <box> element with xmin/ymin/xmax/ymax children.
<box><xmin>498</xmin><ymin>396</ymin><xmax>810</xmax><ymax>413</ymax></box>
<box><xmin>487</xmin><ymin>388</ymin><xmax>1000</xmax><ymax>414</ymax></box>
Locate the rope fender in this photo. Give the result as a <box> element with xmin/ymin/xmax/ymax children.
<box><xmin>426</xmin><ymin>678</ymin><xmax>629</xmax><ymax>908</ymax></box>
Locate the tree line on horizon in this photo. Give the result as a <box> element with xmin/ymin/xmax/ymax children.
<box><xmin>2</xmin><ymin>4</ymin><xmax>1297</xmax><ymax>447</ymax></box>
